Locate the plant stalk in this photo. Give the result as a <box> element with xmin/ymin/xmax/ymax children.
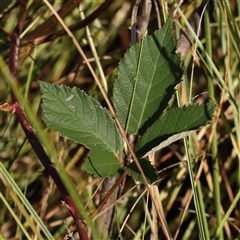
<box><xmin>204</xmin><ymin>4</ymin><xmax>223</xmax><ymax>240</ymax></box>
<box><xmin>6</xmin><ymin>1</ymin><xmax>89</xmax><ymax>239</ymax></box>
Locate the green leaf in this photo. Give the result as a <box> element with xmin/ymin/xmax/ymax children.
<box><xmin>125</xmin><ymin>159</ymin><xmax>158</xmax><ymax>184</ymax></box>
<box><xmin>112</xmin><ymin>18</ymin><xmax>183</xmax><ymax>135</ymax></box>
<box><xmin>136</xmin><ymin>103</ymin><xmax>217</xmax><ymax>158</ymax></box>
<box><xmin>82</xmin><ymin>148</ymin><xmax>122</xmax><ymax>178</ymax></box>
<box><xmin>39</xmin><ymin>81</ymin><xmax>122</xmax><ymax>154</ymax></box>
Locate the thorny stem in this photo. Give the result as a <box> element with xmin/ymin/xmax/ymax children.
<box><xmin>90</xmin><ymin>171</ymin><xmax>128</xmax><ymax>220</ymax></box>
<box><xmin>8</xmin><ymin>1</ymin><xmax>88</xmax><ymax>239</ymax></box>
<box><xmin>64</xmin><ymin>170</ymin><xmax>128</xmax><ymax>240</ymax></box>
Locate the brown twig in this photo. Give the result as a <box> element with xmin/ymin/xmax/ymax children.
<box><xmin>8</xmin><ymin>1</ymin><xmax>88</xmax><ymax>239</ymax></box>
<box><xmin>90</xmin><ymin>171</ymin><xmax>128</xmax><ymax>220</ymax></box>
<box><xmin>21</xmin><ymin>0</ymin><xmax>81</xmax><ymax>43</ymax></box>
<box><xmin>20</xmin><ymin>0</ymin><xmax>114</xmax><ymax>46</ymax></box>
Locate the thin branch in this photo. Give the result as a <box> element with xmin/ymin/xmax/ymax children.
<box><xmin>21</xmin><ymin>0</ymin><xmax>113</xmax><ymax>46</ymax></box>
<box><xmin>8</xmin><ymin>1</ymin><xmax>88</xmax><ymax>239</ymax></box>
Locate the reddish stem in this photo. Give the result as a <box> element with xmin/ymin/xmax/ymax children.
<box><xmin>90</xmin><ymin>171</ymin><xmax>127</xmax><ymax>219</ymax></box>
<box><xmin>8</xmin><ymin>1</ymin><xmax>88</xmax><ymax>239</ymax></box>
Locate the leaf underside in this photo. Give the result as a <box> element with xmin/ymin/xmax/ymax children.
<box><xmin>112</xmin><ymin>18</ymin><xmax>183</xmax><ymax>135</ymax></box>
<box><xmin>39</xmin><ymin>81</ymin><xmax>122</xmax><ymax>154</ymax></box>
<box><xmin>136</xmin><ymin>103</ymin><xmax>217</xmax><ymax>158</ymax></box>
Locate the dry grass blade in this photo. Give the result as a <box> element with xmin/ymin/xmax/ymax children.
<box><xmin>149</xmin><ymin>185</ymin><xmax>173</xmax><ymax>240</ymax></box>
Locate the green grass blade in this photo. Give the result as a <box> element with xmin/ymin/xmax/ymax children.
<box><xmin>53</xmin><ymin>160</ymin><xmax>101</xmax><ymax>240</ymax></box>
<box><xmin>78</xmin><ymin>4</ymin><xmax>108</xmax><ymax>93</ymax></box>
<box><xmin>0</xmin><ymin>193</ymin><xmax>32</xmax><ymax>240</ymax></box>
<box><xmin>204</xmin><ymin>6</ymin><xmax>223</xmax><ymax>239</ymax></box>
<box><xmin>0</xmin><ymin>162</ymin><xmax>54</xmax><ymax>240</ymax></box>
<box><xmin>213</xmin><ymin>190</ymin><xmax>240</xmax><ymax>240</ymax></box>
<box><xmin>175</xmin><ymin>5</ymin><xmax>239</xmax><ymax>113</ymax></box>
